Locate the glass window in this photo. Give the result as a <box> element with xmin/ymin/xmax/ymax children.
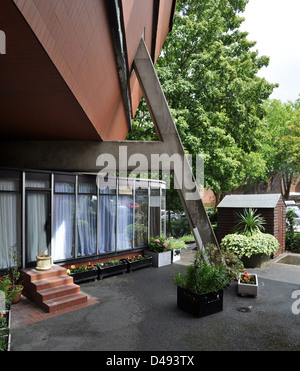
<box><xmin>53</xmin><ymin>177</ymin><xmax>76</xmax><ymax>261</ymax></box>
<box><xmin>150</xmin><ymin>187</ymin><xmax>161</xmax><ymax>238</ymax></box>
<box><xmin>0</xmin><ymin>171</ymin><xmax>21</xmax><ymax>269</ymax></box>
<box><xmin>77</xmin><ymin>180</ymin><xmax>97</xmax><ymax>257</ymax></box>
<box><xmin>98</xmin><ymin>195</ymin><xmax>116</xmax><ymax>253</ymax></box>
<box><xmin>117</xmin><ymin>194</ymin><xmax>133</xmax><ymax>251</ymax></box>
<box><xmin>135</xmin><ymin>188</ymin><xmax>149</xmax><ymax>247</ymax></box>
<box><xmin>0</xmin><ymin>191</ymin><xmax>21</xmax><ymax>269</ymax></box>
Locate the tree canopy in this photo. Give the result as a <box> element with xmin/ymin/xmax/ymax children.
<box><xmin>127</xmin><ymin>0</ymin><xmax>278</xmax><ymax>207</ymax></box>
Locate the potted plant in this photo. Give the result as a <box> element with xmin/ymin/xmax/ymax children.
<box><xmin>66</xmin><ymin>264</ymin><xmax>98</xmax><ymax>284</ymax></box>
<box><xmin>0</xmin><ymin>312</ymin><xmax>11</xmax><ymax>352</ymax></box>
<box><xmin>125</xmin><ymin>255</ymin><xmax>152</xmax><ymax>272</ymax></box>
<box><xmin>7</xmin><ymin>244</ymin><xmax>23</xmax><ymax>304</ymax></box>
<box><xmin>238</xmin><ymin>271</ymin><xmax>258</xmax><ymax>297</ymax></box>
<box><xmin>36</xmin><ymin>249</ymin><xmax>52</xmax><ymax>271</ymax></box>
<box><xmin>221</xmin><ymin>233</ymin><xmax>279</xmax><ymax>268</ymax></box>
<box><xmin>95</xmin><ymin>259</ymin><xmax>127</xmax><ymax>280</ymax></box>
<box><xmin>173</xmin><ymin>251</ymin><xmax>229</xmax><ymax>318</ymax></box>
<box><xmin>167</xmin><ymin>237</ymin><xmax>186</xmax><ymax>262</ymax></box>
<box><xmin>145</xmin><ymin>237</ymin><xmax>172</xmax><ymax>267</ymax></box>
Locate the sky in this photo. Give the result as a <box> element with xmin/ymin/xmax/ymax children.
<box><xmin>240</xmin><ymin>0</ymin><xmax>300</xmax><ymax>102</ymax></box>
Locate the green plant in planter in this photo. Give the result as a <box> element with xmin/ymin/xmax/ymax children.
<box><xmin>149</xmin><ymin>237</ymin><xmax>169</xmax><ymax>253</ymax></box>
<box><xmin>167</xmin><ymin>237</ymin><xmax>186</xmax><ymax>250</ymax></box>
<box><xmin>173</xmin><ymin>251</ymin><xmax>229</xmax><ymax>294</ymax></box>
<box><xmin>233</xmin><ymin>208</ymin><xmax>266</xmax><ymax>236</ymax></box>
<box><xmin>205</xmin><ymin>243</ymin><xmax>244</xmax><ymax>281</ymax></box>
<box><xmin>221</xmin><ymin>233</ymin><xmax>279</xmax><ymax>258</ymax></box>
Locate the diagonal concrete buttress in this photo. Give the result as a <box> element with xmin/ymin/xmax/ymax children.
<box><xmin>133</xmin><ymin>38</ymin><xmax>218</xmax><ymax>250</ymax></box>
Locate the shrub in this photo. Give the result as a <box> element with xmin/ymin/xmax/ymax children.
<box><xmin>149</xmin><ymin>237</ymin><xmax>168</xmax><ymax>253</ymax></box>
<box><xmin>233</xmin><ymin>208</ymin><xmax>266</xmax><ymax>236</ymax></box>
<box><xmin>173</xmin><ymin>251</ymin><xmax>229</xmax><ymax>294</ymax></box>
<box><xmin>221</xmin><ymin>233</ymin><xmax>279</xmax><ymax>258</ymax></box>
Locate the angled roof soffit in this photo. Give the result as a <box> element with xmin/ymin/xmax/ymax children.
<box><xmin>105</xmin><ymin>0</ymin><xmax>132</xmax><ymax>131</ymax></box>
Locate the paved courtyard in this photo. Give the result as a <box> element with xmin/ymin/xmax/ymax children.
<box><xmin>10</xmin><ymin>247</ymin><xmax>300</xmax><ymax>351</ymax></box>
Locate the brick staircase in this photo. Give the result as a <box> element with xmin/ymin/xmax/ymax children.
<box><xmin>21</xmin><ymin>265</ymin><xmax>88</xmax><ymax>313</ymax></box>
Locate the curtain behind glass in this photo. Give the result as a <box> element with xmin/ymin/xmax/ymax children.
<box><xmin>98</xmin><ymin>195</ymin><xmax>116</xmax><ymax>253</ymax></box>
<box><xmin>117</xmin><ymin>195</ymin><xmax>133</xmax><ymax>251</ymax></box>
<box><xmin>26</xmin><ymin>193</ymin><xmax>48</xmax><ymax>263</ymax></box>
<box><xmin>0</xmin><ymin>191</ymin><xmax>21</xmax><ymax>269</ymax></box>
<box><xmin>53</xmin><ymin>193</ymin><xmax>75</xmax><ymax>261</ymax></box>
<box><xmin>135</xmin><ymin>191</ymin><xmax>148</xmax><ymax>247</ymax></box>
<box><xmin>77</xmin><ymin>195</ymin><xmax>97</xmax><ymax>257</ymax></box>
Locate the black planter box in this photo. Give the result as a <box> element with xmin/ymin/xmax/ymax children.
<box><xmin>126</xmin><ymin>255</ymin><xmax>152</xmax><ymax>272</ymax></box>
<box><xmin>96</xmin><ymin>260</ymin><xmax>127</xmax><ymax>279</ymax></box>
<box><xmin>69</xmin><ymin>269</ymin><xmax>98</xmax><ymax>284</ymax></box>
<box><xmin>177</xmin><ymin>286</ymin><xmax>223</xmax><ymax>318</ymax></box>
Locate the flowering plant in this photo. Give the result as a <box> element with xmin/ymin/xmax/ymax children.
<box><xmin>149</xmin><ymin>237</ymin><xmax>169</xmax><ymax>253</ymax></box>
<box><xmin>95</xmin><ymin>259</ymin><xmax>125</xmax><ymax>268</ymax></box>
<box><xmin>126</xmin><ymin>255</ymin><xmax>150</xmax><ymax>262</ymax></box>
<box><xmin>239</xmin><ymin>271</ymin><xmax>256</xmax><ymax>285</ymax></box>
<box><xmin>66</xmin><ymin>263</ymin><xmax>96</xmax><ymax>275</ymax></box>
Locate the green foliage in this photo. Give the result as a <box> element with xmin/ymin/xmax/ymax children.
<box><xmin>127</xmin><ymin>0</ymin><xmax>276</xmax><ymax>207</ymax></box>
<box><xmin>171</xmin><ymin>218</ymin><xmax>191</xmax><ymax>238</ymax></box>
<box><xmin>205</xmin><ymin>243</ymin><xmax>244</xmax><ymax>281</ymax></box>
<box><xmin>233</xmin><ymin>208</ymin><xmax>266</xmax><ymax>236</ymax></box>
<box><xmin>285</xmin><ymin>209</ymin><xmax>300</xmax><ymax>252</ymax></box>
<box><xmin>167</xmin><ymin>237</ymin><xmax>186</xmax><ymax>250</ymax></box>
<box><xmin>173</xmin><ymin>251</ymin><xmax>229</xmax><ymax>294</ymax></box>
<box><xmin>259</xmin><ymin>99</ymin><xmax>300</xmax><ymax>199</ymax></box>
<box><xmin>221</xmin><ymin>233</ymin><xmax>279</xmax><ymax>258</ymax></box>
<box><xmin>149</xmin><ymin>237</ymin><xmax>168</xmax><ymax>253</ymax></box>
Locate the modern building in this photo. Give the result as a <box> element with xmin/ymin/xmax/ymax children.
<box><xmin>0</xmin><ymin>0</ymin><xmax>176</xmax><ymax>271</ymax></box>
<box><xmin>0</xmin><ymin>0</ymin><xmax>217</xmax><ymax>278</ymax></box>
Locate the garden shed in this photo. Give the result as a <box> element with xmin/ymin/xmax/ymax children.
<box><xmin>217</xmin><ymin>194</ymin><xmax>286</xmax><ymax>257</ymax></box>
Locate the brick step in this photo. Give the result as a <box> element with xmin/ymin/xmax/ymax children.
<box><xmin>31</xmin><ymin>275</ymin><xmax>74</xmax><ymax>291</ymax></box>
<box><xmin>42</xmin><ymin>292</ymin><xmax>88</xmax><ymax>313</ymax></box>
<box><xmin>37</xmin><ymin>283</ymin><xmax>81</xmax><ymax>301</ymax></box>
<box><xmin>21</xmin><ymin>265</ymin><xmax>89</xmax><ymax>313</ymax></box>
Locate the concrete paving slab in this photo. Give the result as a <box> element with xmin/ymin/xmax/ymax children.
<box><xmin>10</xmin><ymin>248</ymin><xmax>300</xmax><ymax>351</ymax></box>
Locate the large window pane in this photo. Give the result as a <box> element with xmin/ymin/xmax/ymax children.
<box><xmin>0</xmin><ymin>192</ymin><xmax>21</xmax><ymax>269</ymax></box>
<box><xmin>135</xmin><ymin>188</ymin><xmax>149</xmax><ymax>247</ymax></box>
<box><xmin>77</xmin><ymin>195</ymin><xmax>97</xmax><ymax>257</ymax></box>
<box><xmin>150</xmin><ymin>188</ymin><xmax>161</xmax><ymax>238</ymax></box>
<box><xmin>26</xmin><ymin>193</ymin><xmax>49</xmax><ymax>263</ymax></box>
<box><xmin>53</xmin><ymin>194</ymin><xmax>75</xmax><ymax>261</ymax></box>
<box><xmin>117</xmin><ymin>195</ymin><xmax>133</xmax><ymax>251</ymax></box>
<box><xmin>98</xmin><ymin>195</ymin><xmax>116</xmax><ymax>253</ymax></box>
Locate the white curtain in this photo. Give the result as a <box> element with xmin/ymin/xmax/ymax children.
<box><xmin>117</xmin><ymin>195</ymin><xmax>133</xmax><ymax>251</ymax></box>
<box><xmin>52</xmin><ymin>183</ymin><xmax>75</xmax><ymax>261</ymax></box>
<box><xmin>77</xmin><ymin>195</ymin><xmax>97</xmax><ymax>257</ymax></box>
<box><xmin>0</xmin><ymin>191</ymin><xmax>20</xmax><ymax>269</ymax></box>
<box><xmin>26</xmin><ymin>193</ymin><xmax>48</xmax><ymax>263</ymax></box>
<box><xmin>98</xmin><ymin>195</ymin><xmax>116</xmax><ymax>253</ymax></box>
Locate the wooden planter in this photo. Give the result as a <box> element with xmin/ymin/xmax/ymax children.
<box><xmin>238</xmin><ymin>273</ymin><xmax>258</xmax><ymax>296</ymax></box>
<box><xmin>126</xmin><ymin>255</ymin><xmax>152</xmax><ymax>272</ymax></box>
<box><xmin>177</xmin><ymin>286</ymin><xmax>223</xmax><ymax>318</ymax></box>
<box><xmin>144</xmin><ymin>250</ymin><xmax>171</xmax><ymax>267</ymax></box>
<box><xmin>69</xmin><ymin>269</ymin><xmax>98</xmax><ymax>284</ymax></box>
<box><xmin>96</xmin><ymin>260</ymin><xmax>127</xmax><ymax>280</ymax></box>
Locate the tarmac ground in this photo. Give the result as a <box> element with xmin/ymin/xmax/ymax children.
<box><xmin>10</xmin><ymin>247</ymin><xmax>300</xmax><ymax>352</ymax></box>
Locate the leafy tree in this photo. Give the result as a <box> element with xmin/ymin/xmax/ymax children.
<box><xmin>259</xmin><ymin>99</ymin><xmax>300</xmax><ymax>199</ymax></box>
<box><xmin>128</xmin><ymin>0</ymin><xmax>276</xmax><ymax>207</ymax></box>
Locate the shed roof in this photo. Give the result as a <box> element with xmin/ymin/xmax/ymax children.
<box><xmin>217</xmin><ymin>194</ymin><xmax>282</xmax><ymax>209</ymax></box>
